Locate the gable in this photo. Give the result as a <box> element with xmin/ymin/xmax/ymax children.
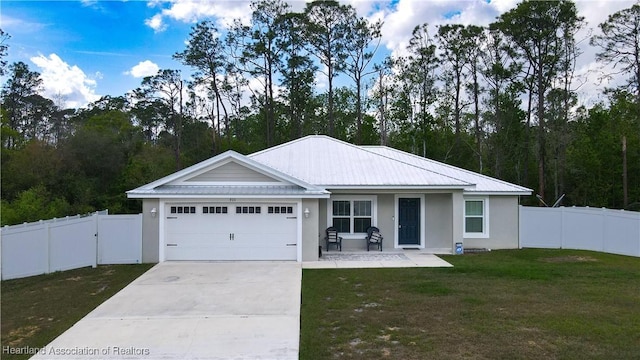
<box><xmin>126</xmin><ymin>150</ymin><xmax>330</xmax><ymax>199</ymax></box>
<box><xmin>185</xmin><ymin>161</ymin><xmax>277</xmax><ymax>183</ymax></box>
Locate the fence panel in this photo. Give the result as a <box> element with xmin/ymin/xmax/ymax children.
<box><xmin>97</xmin><ymin>214</ymin><xmax>142</xmax><ymax>264</ymax></box>
<box><xmin>562</xmin><ymin>208</ymin><xmax>604</xmax><ymax>252</ymax></box>
<box><xmin>48</xmin><ymin>217</ymin><xmax>97</xmax><ymax>272</ymax></box>
<box><xmin>518</xmin><ymin>207</ymin><xmax>563</xmax><ymax>248</ymax></box>
<box><xmin>603</xmin><ymin>212</ymin><xmax>640</xmax><ymax>257</ymax></box>
<box><xmin>520</xmin><ymin>206</ymin><xmax>640</xmax><ymax>257</ymax></box>
<box><xmin>1</xmin><ymin>223</ymin><xmax>49</xmax><ymax>280</ymax></box>
<box><xmin>1</xmin><ymin>212</ymin><xmax>142</xmax><ymax>280</ymax></box>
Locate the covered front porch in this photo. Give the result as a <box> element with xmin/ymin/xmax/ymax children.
<box><xmin>315</xmin><ymin>191</ymin><xmax>464</xmax><ymax>254</ymax></box>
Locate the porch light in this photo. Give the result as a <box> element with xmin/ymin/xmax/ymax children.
<box><xmin>150</xmin><ymin>207</ymin><xmax>157</xmax><ymax>218</ymax></box>
<box><xmin>304</xmin><ymin>208</ymin><xmax>310</xmax><ymax>218</ymax></box>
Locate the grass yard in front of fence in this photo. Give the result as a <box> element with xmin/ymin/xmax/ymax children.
<box><xmin>300</xmin><ymin>249</ymin><xmax>640</xmax><ymax>360</ymax></box>
<box><xmin>1</xmin><ymin>264</ymin><xmax>154</xmax><ymax>360</ymax></box>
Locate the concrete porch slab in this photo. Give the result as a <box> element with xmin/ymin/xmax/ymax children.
<box><xmin>302</xmin><ymin>251</ymin><xmax>453</xmax><ymax>269</ymax></box>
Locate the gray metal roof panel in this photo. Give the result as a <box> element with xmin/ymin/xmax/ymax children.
<box><xmin>249</xmin><ymin>136</ymin><xmax>472</xmax><ymax>187</ymax></box>
<box><xmin>363</xmin><ymin>146</ymin><xmax>532</xmax><ymax>194</ymax></box>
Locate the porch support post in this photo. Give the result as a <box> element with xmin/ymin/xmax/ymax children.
<box><xmin>451</xmin><ymin>191</ymin><xmax>464</xmax><ymax>254</ymax></box>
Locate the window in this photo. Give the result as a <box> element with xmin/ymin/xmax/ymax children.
<box><xmin>170</xmin><ymin>206</ymin><xmax>196</xmax><ymax>214</ymax></box>
<box><xmin>329</xmin><ymin>197</ymin><xmax>375</xmax><ymax>234</ymax></box>
<box><xmin>267</xmin><ymin>206</ymin><xmax>293</xmax><ymax>214</ymax></box>
<box><xmin>332</xmin><ymin>201</ymin><xmax>351</xmax><ymax>232</ymax></box>
<box><xmin>203</xmin><ymin>206</ymin><xmax>228</xmax><ymax>214</ymax></box>
<box><xmin>464</xmin><ymin>199</ymin><xmax>488</xmax><ymax>237</ymax></box>
<box><xmin>235</xmin><ymin>206</ymin><xmax>261</xmax><ymax>214</ymax></box>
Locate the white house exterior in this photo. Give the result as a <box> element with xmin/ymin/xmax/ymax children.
<box><xmin>127</xmin><ymin>135</ymin><xmax>532</xmax><ymax>262</ymax></box>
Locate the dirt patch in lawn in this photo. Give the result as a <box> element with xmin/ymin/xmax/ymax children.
<box><xmin>539</xmin><ymin>255</ymin><xmax>599</xmax><ymax>263</ymax></box>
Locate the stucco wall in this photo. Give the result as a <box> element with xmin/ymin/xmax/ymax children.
<box><xmin>377</xmin><ymin>194</ymin><xmax>395</xmax><ymax>250</ymax></box>
<box><xmin>302</xmin><ymin>199</ymin><xmax>320</xmax><ymax>261</ymax></box>
<box><xmin>142</xmin><ymin>199</ymin><xmax>160</xmax><ymax>263</ymax></box>
<box><xmin>425</xmin><ymin>193</ymin><xmax>453</xmax><ymax>250</ymax></box>
<box><xmin>463</xmin><ymin>196</ymin><xmax>520</xmax><ymax>249</ymax></box>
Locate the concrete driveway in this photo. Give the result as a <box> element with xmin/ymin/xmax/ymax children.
<box><xmin>32</xmin><ymin>261</ymin><xmax>301</xmax><ymax>360</ymax></box>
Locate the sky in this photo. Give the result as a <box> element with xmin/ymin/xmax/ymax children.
<box><xmin>0</xmin><ymin>0</ymin><xmax>637</xmax><ymax>109</ymax></box>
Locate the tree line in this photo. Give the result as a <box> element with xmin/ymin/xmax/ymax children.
<box><xmin>1</xmin><ymin>0</ymin><xmax>639</xmax><ymax>225</ymax></box>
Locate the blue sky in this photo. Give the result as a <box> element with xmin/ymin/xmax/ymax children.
<box><xmin>1</xmin><ymin>0</ymin><xmax>636</xmax><ymax>109</ymax></box>
<box><xmin>2</xmin><ymin>1</ymin><xmax>195</xmax><ymax>107</ymax></box>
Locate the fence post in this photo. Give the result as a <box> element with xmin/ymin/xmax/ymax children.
<box><xmin>93</xmin><ymin>213</ymin><xmax>98</xmax><ymax>268</ymax></box>
<box><xmin>45</xmin><ymin>220</ymin><xmax>51</xmax><ymax>275</ymax></box>
<box><xmin>601</xmin><ymin>208</ymin><xmax>607</xmax><ymax>253</ymax></box>
<box><xmin>560</xmin><ymin>207</ymin><xmax>566</xmax><ymax>249</ymax></box>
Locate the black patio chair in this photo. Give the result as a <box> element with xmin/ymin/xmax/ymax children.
<box><xmin>365</xmin><ymin>226</ymin><xmax>383</xmax><ymax>251</ymax></box>
<box><xmin>324</xmin><ymin>227</ymin><xmax>342</xmax><ymax>251</ymax></box>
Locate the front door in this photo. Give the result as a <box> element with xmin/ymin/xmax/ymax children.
<box><xmin>398</xmin><ymin>198</ymin><xmax>421</xmax><ymax>246</ymax></box>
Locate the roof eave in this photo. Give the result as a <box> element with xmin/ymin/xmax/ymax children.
<box><xmin>463</xmin><ymin>190</ymin><xmax>533</xmax><ymax>196</ymax></box>
<box><xmin>321</xmin><ymin>185</ymin><xmax>472</xmax><ymax>190</ymax></box>
<box><xmin>126</xmin><ymin>192</ymin><xmax>330</xmax><ymax>199</ymax></box>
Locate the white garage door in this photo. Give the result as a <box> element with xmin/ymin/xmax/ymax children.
<box><xmin>164</xmin><ymin>203</ymin><xmax>298</xmax><ymax>261</ymax></box>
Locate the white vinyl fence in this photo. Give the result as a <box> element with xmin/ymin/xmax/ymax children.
<box><xmin>519</xmin><ymin>206</ymin><xmax>640</xmax><ymax>257</ymax></box>
<box><xmin>1</xmin><ymin>212</ymin><xmax>142</xmax><ymax>280</ymax></box>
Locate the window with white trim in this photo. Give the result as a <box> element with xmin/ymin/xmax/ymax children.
<box><xmin>329</xmin><ymin>197</ymin><xmax>376</xmax><ymax>234</ymax></box>
<box><xmin>464</xmin><ymin>198</ymin><xmax>488</xmax><ymax>237</ymax></box>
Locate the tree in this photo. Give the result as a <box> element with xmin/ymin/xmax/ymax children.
<box><xmin>481</xmin><ymin>28</ymin><xmax>523</xmax><ymax>179</ymax></box>
<box><xmin>343</xmin><ymin>14</ymin><xmax>382</xmax><ymax>144</ymax></box>
<box><xmin>372</xmin><ymin>59</ymin><xmax>393</xmax><ymax>146</ymax></box>
<box><xmin>590</xmin><ymin>4</ymin><xmax>640</xmax><ymax>103</ymax></box>
<box><xmin>276</xmin><ymin>12</ymin><xmax>317</xmax><ymax>139</ymax></box>
<box><xmin>304</xmin><ymin>0</ymin><xmax>350</xmax><ymax>137</ymax></box>
<box><xmin>135</xmin><ymin>69</ymin><xmax>186</xmax><ymax>169</ymax></box>
<box><xmin>393</xmin><ymin>24</ymin><xmax>440</xmax><ymax>156</ymax></box>
<box><xmin>231</xmin><ymin>0</ymin><xmax>289</xmax><ymax>147</ymax></box>
<box><xmin>0</xmin><ymin>29</ymin><xmax>10</xmax><ymax>76</ymax></box>
<box><xmin>175</xmin><ymin>21</ymin><xmax>229</xmax><ymax>152</ymax></box>
<box><xmin>492</xmin><ymin>0</ymin><xmax>583</xmax><ymax>201</ymax></box>
<box><xmin>437</xmin><ymin>24</ymin><xmax>471</xmax><ymax>158</ymax></box>
<box><xmin>461</xmin><ymin>25</ymin><xmax>486</xmax><ymax>172</ymax></box>
<box><xmin>0</xmin><ymin>62</ymin><xmax>60</xmax><ymax>147</ymax></box>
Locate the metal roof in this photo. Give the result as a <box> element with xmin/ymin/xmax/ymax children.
<box><xmin>249</xmin><ymin>136</ymin><xmax>472</xmax><ymax>188</ymax></box>
<box><xmin>250</xmin><ymin>135</ymin><xmax>531</xmax><ymax>194</ymax></box>
<box><xmin>127</xmin><ymin>135</ymin><xmax>532</xmax><ymax>198</ymax></box>
<box><xmin>363</xmin><ymin>146</ymin><xmax>532</xmax><ymax>194</ymax></box>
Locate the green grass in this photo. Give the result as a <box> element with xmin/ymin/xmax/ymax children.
<box><xmin>300</xmin><ymin>249</ymin><xmax>640</xmax><ymax>360</ymax></box>
<box><xmin>1</xmin><ymin>264</ymin><xmax>154</xmax><ymax>360</ymax></box>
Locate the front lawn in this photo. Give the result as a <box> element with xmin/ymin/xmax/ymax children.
<box><xmin>300</xmin><ymin>249</ymin><xmax>640</xmax><ymax>359</ymax></box>
<box><xmin>1</xmin><ymin>264</ymin><xmax>154</xmax><ymax>360</ymax></box>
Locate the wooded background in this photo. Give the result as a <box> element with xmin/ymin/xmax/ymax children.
<box><xmin>1</xmin><ymin>0</ymin><xmax>639</xmax><ymax>226</ymax></box>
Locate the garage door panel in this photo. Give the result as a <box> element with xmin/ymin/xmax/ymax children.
<box><xmin>165</xmin><ymin>242</ymin><xmax>296</xmax><ymax>261</ymax></box>
<box><xmin>164</xmin><ymin>203</ymin><xmax>297</xmax><ymax>261</ymax></box>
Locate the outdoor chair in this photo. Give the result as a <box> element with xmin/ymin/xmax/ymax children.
<box><xmin>324</xmin><ymin>227</ymin><xmax>342</xmax><ymax>251</ymax></box>
<box><xmin>366</xmin><ymin>226</ymin><xmax>383</xmax><ymax>251</ymax></box>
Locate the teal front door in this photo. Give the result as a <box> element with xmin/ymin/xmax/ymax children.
<box><xmin>398</xmin><ymin>198</ymin><xmax>421</xmax><ymax>246</ymax></box>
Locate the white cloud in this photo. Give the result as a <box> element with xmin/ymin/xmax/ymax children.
<box><xmin>125</xmin><ymin>60</ymin><xmax>160</xmax><ymax>78</ymax></box>
<box><xmin>145</xmin><ymin>13</ymin><xmax>166</xmax><ymax>32</ymax></box>
<box><xmin>374</xmin><ymin>0</ymin><xmax>638</xmax><ymax>107</ymax></box>
<box><xmin>144</xmin><ymin>0</ymin><xmax>252</xmax><ymax>31</ymax></box>
<box><xmin>29</xmin><ymin>53</ymin><xmax>100</xmax><ymax>109</ymax></box>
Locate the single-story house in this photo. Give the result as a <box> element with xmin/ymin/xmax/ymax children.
<box><xmin>127</xmin><ymin>135</ymin><xmax>532</xmax><ymax>262</ymax></box>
